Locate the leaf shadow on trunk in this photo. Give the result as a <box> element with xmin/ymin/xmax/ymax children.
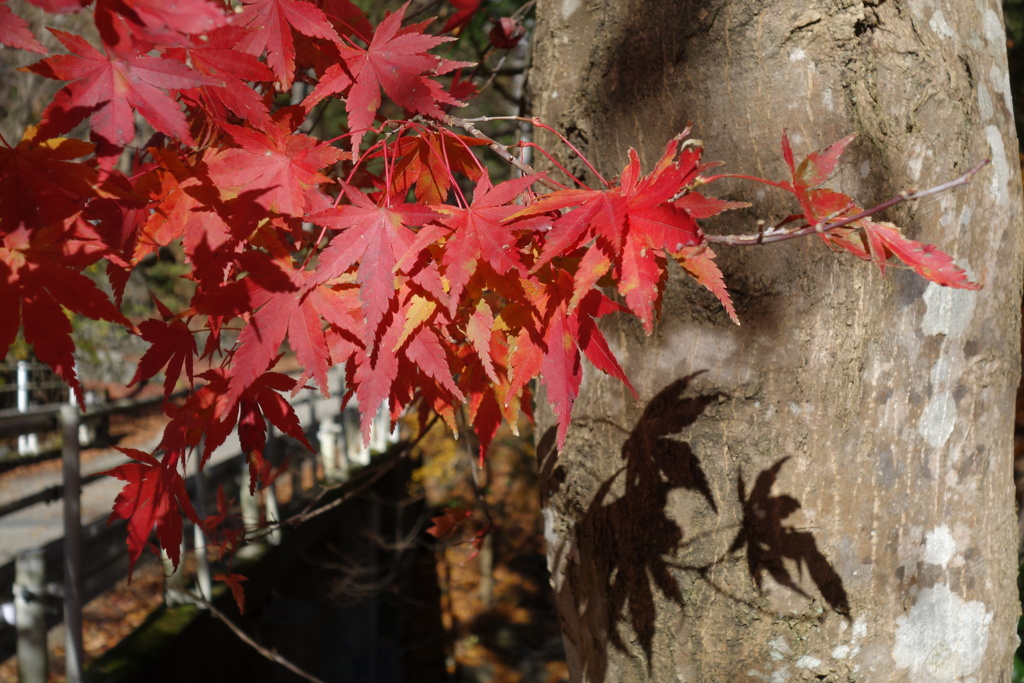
<box><xmin>538</xmin><ymin>372</ymin><xmax>850</xmax><ymax>681</ymax></box>
<box><xmin>726</xmin><ymin>456</ymin><xmax>851</xmax><ymax>617</ymax></box>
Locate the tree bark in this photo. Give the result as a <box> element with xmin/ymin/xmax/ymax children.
<box><xmin>529</xmin><ymin>1</ymin><xmax>1024</xmax><ymax>681</ymax></box>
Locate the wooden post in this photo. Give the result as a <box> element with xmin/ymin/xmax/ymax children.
<box><xmin>59</xmin><ymin>404</ymin><xmax>83</xmax><ymax>683</ymax></box>
<box><xmin>14</xmin><ymin>548</ymin><xmax>47</xmax><ymax>683</ymax></box>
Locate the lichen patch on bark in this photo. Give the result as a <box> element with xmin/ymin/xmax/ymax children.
<box><xmin>891</xmin><ymin>583</ymin><xmax>992</xmax><ymax>681</ymax></box>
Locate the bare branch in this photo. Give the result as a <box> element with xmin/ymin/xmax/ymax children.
<box><xmin>173</xmin><ymin>591</ymin><xmax>326</xmax><ymax>683</ymax></box>
<box><xmin>444</xmin><ymin>115</ymin><xmax>564</xmax><ymax>190</ymax></box>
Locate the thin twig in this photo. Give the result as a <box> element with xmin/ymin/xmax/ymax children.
<box><xmin>175</xmin><ymin>591</ymin><xmax>326</xmax><ymax>683</ymax></box>
<box><xmin>511</xmin><ymin>0</ymin><xmax>538</xmax><ymax>20</ymax></box>
<box><xmin>284</xmin><ymin>450</ymin><xmax>402</xmax><ymax>527</ymax></box>
<box><xmin>445</xmin><ymin>115</ymin><xmax>562</xmax><ymax>190</ymax></box>
<box><xmin>706</xmin><ymin>159</ymin><xmax>989</xmax><ymax>246</ymax></box>
<box><xmin>281</xmin><ymin>414</ymin><xmax>440</xmax><ymax>528</ymax></box>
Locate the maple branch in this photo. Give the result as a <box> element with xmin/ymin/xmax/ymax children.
<box><xmin>174</xmin><ymin>591</ymin><xmax>326</xmax><ymax>683</ymax></box>
<box><xmin>512</xmin><ymin>0</ymin><xmax>539</xmax><ymax>20</ymax></box>
<box><xmin>699</xmin><ymin>172</ymin><xmax>789</xmax><ymax>191</ymax></box>
<box><xmin>407</xmin><ymin>0</ymin><xmax>447</xmax><ymax>24</ymax></box>
<box><xmin>477</xmin><ymin>55</ymin><xmax>514</xmax><ymax>99</ymax></box>
<box><xmin>530</xmin><ymin>118</ymin><xmax>610</xmax><ymax>187</ymax></box>
<box><xmin>519</xmin><ymin>141</ymin><xmax>588</xmax><ymax>190</ymax></box>
<box><xmin>281</xmin><ymin>415</ymin><xmax>441</xmax><ymax>528</ymax></box>
<box><xmin>444</xmin><ymin>115</ymin><xmax>563</xmax><ymax>191</ymax></box>
<box><xmin>705</xmin><ymin>159</ymin><xmax>989</xmax><ymax>246</ymax></box>
<box><xmin>457</xmin><ymin>114</ymin><xmax>615</xmax><ymax>187</ymax></box>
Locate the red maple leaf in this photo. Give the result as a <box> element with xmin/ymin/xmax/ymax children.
<box><xmin>25</xmin><ymin>29</ymin><xmax>221</xmax><ymax>166</ymax></box>
<box><xmin>103</xmin><ymin>448</ymin><xmax>200</xmax><ymax>576</ymax></box>
<box><xmin>388</xmin><ymin>129</ymin><xmax>486</xmax><ymax>204</ymax></box>
<box><xmin>213</xmin><ymin>573</ymin><xmax>249</xmax><ymax>614</ymax></box>
<box><xmin>862</xmin><ymin>220</ymin><xmax>980</xmax><ymax>288</ymax></box>
<box><xmin>193</xmin><ymin>370</ymin><xmax>315</xmax><ymax>490</ymax></box>
<box><xmin>134</xmin><ymin>148</ymin><xmax>239</xmax><ymax>287</ymax></box>
<box><xmin>322</xmin><ymin>0</ymin><xmax>373</xmax><ymax>41</ymax></box>
<box><xmin>197</xmin><ymin>248</ymin><xmax>363</xmax><ymax>406</ymax></box>
<box><xmin>780</xmin><ymin>131</ymin><xmax>857</xmax><ymax>223</ymax></box>
<box><xmin>795</xmin><ymin>179</ymin><xmax>979</xmax><ymax>290</ymax></box>
<box><xmin>307</xmin><ymin>3</ymin><xmax>469</xmax><ymax>152</ymax></box>
<box><xmin>460</xmin><ymin>323</ymin><xmax>530</xmax><ymax>460</ymax></box>
<box><xmin>426</xmin><ymin>505</ymin><xmax>472</xmax><ymax>539</ymax></box>
<box><xmin>230</xmin><ymin>277</ymin><xmax>324</xmax><ymax>404</ymax></box>
<box><xmin>430</xmin><ymin>172</ymin><xmax>541</xmax><ymax>308</ymax></box>
<box><xmin>93</xmin><ymin>0</ymin><xmax>228</xmax><ymax>55</ymax></box>
<box><xmin>403</xmin><ymin>321</ymin><xmax>464</xmax><ymax>403</ymax></box>
<box><xmin>351</xmin><ymin>301</ymin><xmax>402</xmax><ymax>443</ymax></box>
<box><xmin>510</xmin><ymin>273</ymin><xmax>636</xmax><ymax>448</ymax></box>
<box><xmin>825</xmin><ymin>217</ymin><xmax>981</xmax><ymax>290</ymax></box>
<box><xmin>674</xmin><ymin>245</ymin><xmax>738</xmax><ymax>323</ymax></box>
<box><xmin>236</xmin><ymin>0</ymin><xmax>339</xmax><ymax>88</ymax></box>
<box><xmin>441</xmin><ymin>0</ymin><xmax>482</xmax><ymax>33</ymax></box>
<box><xmin>128</xmin><ymin>298</ymin><xmax>198</xmax><ymax>399</ymax></box>
<box><xmin>0</xmin><ymin>1</ymin><xmax>46</xmax><ymax>53</ymax></box>
<box><xmin>206</xmin><ymin>119</ymin><xmax>349</xmax><ymax>217</ymax></box>
<box><xmin>518</xmin><ymin>137</ymin><xmax>709</xmax><ymax>331</ymax></box>
<box><xmin>0</xmin><ymin>126</ymin><xmax>97</xmax><ymax>225</ymax></box>
<box><xmin>166</xmin><ymin>26</ymin><xmax>276</xmax><ymax>129</ymax></box>
<box><xmin>308</xmin><ymin>184</ymin><xmax>438</xmax><ymax>340</ymax></box>
<box><xmin>0</xmin><ymin>222</ymin><xmax>131</xmax><ymax>407</ymax></box>
<box><xmin>545</xmin><ymin>288</ymin><xmax>637</xmax><ymax>447</ymax></box>
<box><xmin>466</xmin><ymin>299</ymin><xmax>499</xmax><ymax>383</ymax></box>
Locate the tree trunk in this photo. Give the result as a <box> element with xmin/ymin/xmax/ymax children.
<box><xmin>529</xmin><ymin>1</ymin><xmax>1023</xmax><ymax>681</ymax></box>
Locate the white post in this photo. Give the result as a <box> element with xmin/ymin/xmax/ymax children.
<box><xmin>161</xmin><ymin>542</ymin><xmax>188</xmax><ymax>607</ymax></box>
<box><xmin>264</xmin><ymin>425</ymin><xmax>282</xmax><ymax>546</ymax></box>
<box><xmin>370</xmin><ymin>402</ymin><xmax>388</xmax><ymax>453</ymax></box>
<box><xmin>192</xmin><ymin>449</ymin><xmax>212</xmax><ymax>603</ymax></box>
<box><xmin>239</xmin><ymin>462</ymin><xmax>261</xmax><ymax>544</ymax></box>
<box><xmin>17</xmin><ymin>361</ymin><xmax>38</xmax><ymax>456</ymax></box>
<box><xmin>75</xmin><ymin>389</ymin><xmax>96</xmax><ymax>447</ymax></box>
<box><xmin>318</xmin><ymin>419</ymin><xmax>343</xmax><ymax>481</ymax></box>
<box><xmin>344</xmin><ymin>406</ymin><xmax>370</xmax><ymax>468</ymax></box>
<box><xmin>14</xmin><ymin>548</ymin><xmax>47</xmax><ymax>683</ymax></box>
<box><xmin>59</xmin><ymin>405</ymin><xmax>83</xmax><ymax>683</ymax></box>
<box><xmin>264</xmin><ymin>486</ymin><xmax>281</xmax><ymax>546</ymax></box>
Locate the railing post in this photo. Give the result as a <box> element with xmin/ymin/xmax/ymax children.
<box><xmin>14</xmin><ymin>548</ymin><xmax>47</xmax><ymax>683</ymax></box>
<box><xmin>161</xmin><ymin>542</ymin><xmax>188</xmax><ymax>606</ymax></box>
<box><xmin>342</xmin><ymin>406</ymin><xmax>368</xmax><ymax>468</ymax></box>
<box><xmin>264</xmin><ymin>486</ymin><xmax>282</xmax><ymax>546</ymax></box>
<box><xmin>192</xmin><ymin>446</ymin><xmax>212</xmax><ymax>602</ymax></box>
<box><xmin>17</xmin><ymin>361</ymin><xmax>38</xmax><ymax>456</ymax></box>
<box><xmin>240</xmin><ymin>460</ymin><xmax>260</xmax><ymax>544</ymax></box>
<box><xmin>59</xmin><ymin>404</ymin><xmax>83</xmax><ymax>683</ymax></box>
<box><xmin>264</xmin><ymin>426</ymin><xmax>282</xmax><ymax>546</ymax></box>
<box><xmin>318</xmin><ymin>418</ymin><xmax>343</xmax><ymax>482</ymax></box>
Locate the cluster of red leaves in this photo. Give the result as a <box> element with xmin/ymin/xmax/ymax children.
<box><xmin>0</xmin><ymin>0</ymin><xmax>978</xmax><ymax>576</ymax></box>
